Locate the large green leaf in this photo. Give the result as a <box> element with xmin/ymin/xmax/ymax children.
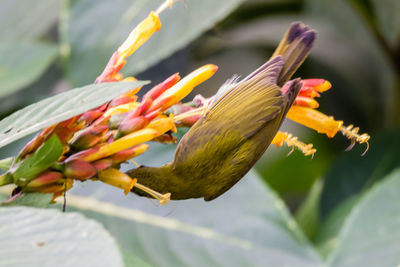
<box><xmin>320</xmin><ymin>129</ymin><xmax>400</xmax><ymax>218</ymax></box>
<box><xmin>326</xmin><ymin>169</ymin><xmax>400</xmax><ymax>266</ymax></box>
<box><xmin>0</xmin><ymin>0</ymin><xmax>59</xmax><ymax>40</ymax></box>
<box><xmin>295</xmin><ymin>179</ymin><xmax>324</xmax><ymax>240</ymax></box>
<box><xmin>61</xmin><ymin>144</ymin><xmax>321</xmax><ymax>267</ymax></box>
<box><xmin>0</xmin><ymin>80</ymin><xmax>148</xmax><ymax>148</ymax></box>
<box><xmin>0</xmin><ymin>206</ymin><xmax>123</xmax><ymax>267</ymax></box>
<box><xmin>63</xmin><ymin>0</ymin><xmax>245</xmax><ymax>86</ymax></box>
<box><xmin>370</xmin><ymin>0</ymin><xmax>400</xmax><ymax>48</ymax></box>
<box><xmin>315</xmin><ymin>194</ymin><xmax>361</xmax><ymax>258</ymax></box>
<box><xmin>0</xmin><ymin>42</ymin><xmax>58</xmax><ymax>98</ymax></box>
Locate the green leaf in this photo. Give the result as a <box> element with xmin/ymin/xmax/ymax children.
<box><xmin>320</xmin><ymin>129</ymin><xmax>400</xmax><ymax>218</ymax></box>
<box><xmin>0</xmin><ymin>0</ymin><xmax>59</xmax><ymax>40</ymax></box>
<box><xmin>370</xmin><ymin>0</ymin><xmax>400</xmax><ymax>48</ymax></box>
<box><xmin>0</xmin><ymin>206</ymin><xmax>123</xmax><ymax>267</ymax></box>
<box><xmin>315</xmin><ymin>194</ymin><xmax>361</xmax><ymax>258</ymax></box>
<box><xmin>326</xmin><ymin>168</ymin><xmax>400</xmax><ymax>266</ymax></box>
<box><xmin>0</xmin><ymin>192</ymin><xmax>53</xmax><ymax>208</ymax></box>
<box><xmin>121</xmin><ymin>249</ymin><xmax>153</xmax><ymax>267</ymax></box>
<box><xmin>63</xmin><ymin>141</ymin><xmax>322</xmax><ymax>267</ymax></box>
<box><xmin>0</xmin><ymin>42</ymin><xmax>58</xmax><ymax>98</ymax></box>
<box><xmin>63</xmin><ymin>0</ymin><xmax>245</xmax><ymax>86</ymax></box>
<box><xmin>0</xmin><ymin>80</ymin><xmax>148</xmax><ymax>148</ymax></box>
<box><xmin>295</xmin><ymin>179</ymin><xmax>323</xmax><ymax>240</ymax></box>
<box><xmin>0</xmin><ymin>157</ymin><xmax>14</xmax><ymax>170</ymax></box>
<box><xmin>11</xmin><ymin>134</ymin><xmax>63</xmax><ymax>181</ymax></box>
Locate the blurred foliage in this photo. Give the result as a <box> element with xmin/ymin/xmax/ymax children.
<box><xmin>0</xmin><ymin>0</ymin><xmax>399</xmax><ymax>266</ymax></box>
<box><xmin>0</xmin><ymin>206</ymin><xmax>125</xmax><ymax>266</ymax></box>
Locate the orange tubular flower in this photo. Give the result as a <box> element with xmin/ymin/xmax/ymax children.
<box><xmin>282</xmin><ymin>78</ymin><xmax>370</xmax><ymax>155</ymax></box>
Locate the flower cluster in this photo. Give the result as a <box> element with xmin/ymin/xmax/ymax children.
<box><xmin>0</xmin><ymin>0</ymin><xmax>369</xmax><ymax>205</ymax></box>
<box><xmin>0</xmin><ymin>0</ymin><xmax>218</xmax><ymax>205</ymax></box>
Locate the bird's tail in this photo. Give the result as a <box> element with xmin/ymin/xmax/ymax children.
<box><xmin>273</xmin><ymin>22</ymin><xmax>316</xmax><ymax>86</ymax></box>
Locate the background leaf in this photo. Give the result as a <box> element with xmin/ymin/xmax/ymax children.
<box><xmin>326</xmin><ymin>168</ymin><xmax>400</xmax><ymax>267</ymax></box>
<box><xmin>0</xmin><ymin>42</ymin><xmax>58</xmax><ymax>98</ymax></box>
<box><xmin>0</xmin><ymin>80</ymin><xmax>148</xmax><ymax>148</ymax></box>
<box><xmin>315</xmin><ymin>194</ymin><xmax>361</xmax><ymax>258</ymax></box>
<box><xmin>0</xmin><ymin>206</ymin><xmax>123</xmax><ymax>267</ymax></box>
<box><xmin>63</xmin><ymin>0</ymin><xmax>246</xmax><ymax>86</ymax></box>
<box><xmin>0</xmin><ymin>0</ymin><xmax>59</xmax><ymax>41</ymax></box>
<box><xmin>370</xmin><ymin>0</ymin><xmax>400</xmax><ymax>48</ymax></box>
<box><xmin>320</xmin><ymin>129</ymin><xmax>400</xmax><ymax>218</ymax></box>
<box><xmin>295</xmin><ymin>179</ymin><xmax>323</xmax><ymax>240</ymax></box>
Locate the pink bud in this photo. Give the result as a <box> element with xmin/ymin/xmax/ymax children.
<box><xmin>110</xmin><ymin>95</ymin><xmax>137</xmax><ymax>107</ymax></box>
<box><xmin>144</xmin><ymin>108</ymin><xmax>161</xmax><ymax>121</ymax></box>
<box><xmin>137</xmin><ymin>96</ymin><xmax>152</xmax><ymax>115</ymax></box>
<box><xmin>110</xmin><ymin>144</ymin><xmax>149</xmax><ymax>163</ymax></box>
<box><xmin>92</xmin><ymin>159</ymin><xmax>114</xmax><ymax>171</ymax></box>
<box><xmin>70</xmin><ymin>125</ymin><xmax>108</xmax><ymax>150</ymax></box>
<box><xmin>64</xmin><ymin>160</ymin><xmax>97</xmax><ymax>180</ymax></box>
<box><xmin>144</xmin><ymin>73</ymin><xmax>180</xmax><ymax>100</ymax></box>
<box><xmin>117</xmin><ymin>116</ymin><xmax>148</xmax><ymax>137</ymax></box>
<box><xmin>66</xmin><ymin>147</ymin><xmax>100</xmax><ymax>162</ymax></box>
<box><xmin>79</xmin><ymin>110</ymin><xmax>103</xmax><ymax>125</ymax></box>
<box><xmin>25</xmin><ymin>172</ymin><xmax>63</xmax><ymax>188</ymax></box>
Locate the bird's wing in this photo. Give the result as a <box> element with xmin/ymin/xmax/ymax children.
<box><xmin>172</xmin><ymin>56</ymin><xmax>288</xmax><ymax>168</ymax></box>
<box><xmin>204</xmin><ymin>56</ymin><xmax>286</xmax><ymax>139</ymax></box>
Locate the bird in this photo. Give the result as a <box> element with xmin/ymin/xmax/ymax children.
<box><xmin>128</xmin><ymin>22</ymin><xmax>316</xmax><ymax>201</ymax></box>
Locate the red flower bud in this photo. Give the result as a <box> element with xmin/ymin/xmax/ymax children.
<box><xmin>110</xmin><ymin>95</ymin><xmax>137</xmax><ymax>107</ymax></box>
<box><xmin>92</xmin><ymin>159</ymin><xmax>114</xmax><ymax>171</ymax></box>
<box><xmin>64</xmin><ymin>160</ymin><xmax>97</xmax><ymax>180</ymax></box>
<box><xmin>143</xmin><ymin>73</ymin><xmax>180</xmax><ymax>100</ymax></box>
<box><xmin>137</xmin><ymin>96</ymin><xmax>152</xmax><ymax>114</ymax></box>
<box><xmin>70</xmin><ymin>125</ymin><xmax>108</xmax><ymax>150</ymax></box>
<box><xmin>117</xmin><ymin>116</ymin><xmax>148</xmax><ymax>137</ymax></box>
<box><xmin>144</xmin><ymin>108</ymin><xmax>161</xmax><ymax>121</ymax></box>
<box><xmin>79</xmin><ymin>110</ymin><xmax>103</xmax><ymax>125</ymax></box>
<box><xmin>110</xmin><ymin>144</ymin><xmax>149</xmax><ymax>163</ymax></box>
<box><xmin>25</xmin><ymin>172</ymin><xmax>63</xmax><ymax>188</ymax></box>
<box><xmin>66</xmin><ymin>147</ymin><xmax>100</xmax><ymax>162</ymax></box>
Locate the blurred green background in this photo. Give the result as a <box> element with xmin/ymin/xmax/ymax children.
<box><xmin>0</xmin><ymin>0</ymin><xmax>400</xmax><ymax>266</ymax></box>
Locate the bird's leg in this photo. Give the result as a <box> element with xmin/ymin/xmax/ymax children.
<box><xmin>272</xmin><ymin>131</ymin><xmax>316</xmax><ymax>157</ymax></box>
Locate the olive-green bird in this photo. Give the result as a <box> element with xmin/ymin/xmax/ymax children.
<box><xmin>129</xmin><ymin>23</ymin><xmax>316</xmax><ymax>201</ymax></box>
